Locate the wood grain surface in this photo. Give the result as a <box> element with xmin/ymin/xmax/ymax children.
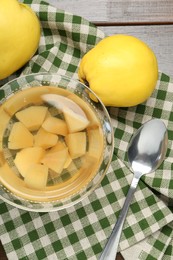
<box><xmin>49</xmin><ymin>0</ymin><xmax>173</xmax><ymax>24</ymax></box>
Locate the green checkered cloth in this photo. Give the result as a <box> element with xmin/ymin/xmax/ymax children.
<box><xmin>0</xmin><ymin>0</ymin><xmax>173</xmax><ymax>259</ymax></box>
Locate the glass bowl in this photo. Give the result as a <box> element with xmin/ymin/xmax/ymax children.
<box><xmin>0</xmin><ymin>73</ymin><xmax>114</xmax><ymax>212</ymax></box>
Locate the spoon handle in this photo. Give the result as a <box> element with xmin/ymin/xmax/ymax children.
<box><xmin>99</xmin><ymin>175</ymin><xmax>140</xmax><ymax>260</ymax></box>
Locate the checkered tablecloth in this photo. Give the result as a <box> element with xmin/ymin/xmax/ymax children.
<box><xmin>0</xmin><ymin>1</ymin><xmax>173</xmax><ymax>259</ymax></box>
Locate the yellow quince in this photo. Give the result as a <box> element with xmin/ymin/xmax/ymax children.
<box><xmin>0</xmin><ymin>0</ymin><xmax>41</xmax><ymax>80</ymax></box>
<box><xmin>78</xmin><ymin>34</ymin><xmax>158</xmax><ymax>107</ymax></box>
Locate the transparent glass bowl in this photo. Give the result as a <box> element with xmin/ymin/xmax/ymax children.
<box><xmin>0</xmin><ymin>73</ymin><xmax>114</xmax><ymax>212</ymax></box>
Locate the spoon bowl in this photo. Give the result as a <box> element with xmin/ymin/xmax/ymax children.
<box><xmin>100</xmin><ymin>118</ymin><xmax>168</xmax><ymax>260</ymax></box>
<box><xmin>128</xmin><ymin>119</ymin><xmax>168</xmax><ymax>175</ymax></box>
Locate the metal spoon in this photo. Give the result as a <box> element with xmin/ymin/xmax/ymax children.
<box><xmin>100</xmin><ymin>118</ymin><xmax>168</xmax><ymax>260</ymax></box>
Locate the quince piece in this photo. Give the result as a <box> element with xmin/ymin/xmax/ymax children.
<box><xmin>41</xmin><ymin>148</ymin><xmax>68</xmax><ymax>174</ymax></box>
<box><xmin>0</xmin><ymin>0</ymin><xmax>41</xmax><ymax>80</ymax></box>
<box><xmin>42</xmin><ymin>94</ymin><xmax>89</xmax><ymax>132</ymax></box>
<box><xmin>42</xmin><ymin>94</ymin><xmax>87</xmax><ymax>118</ymax></box>
<box><xmin>3</xmin><ymin>87</ymin><xmax>49</xmax><ymax>116</ymax></box>
<box><xmin>42</xmin><ymin>116</ymin><xmax>68</xmax><ymax>136</ymax></box>
<box><xmin>8</xmin><ymin>122</ymin><xmax>34</xmax><ymax>149</ymax></box>
<box><xmin>63</xmin><ymin>107</ymin><xmax>89</xmax><ymax>133</ymax></box>
<box><xmin>24</xmin><ymin>163</ymin><xmax>48</xmax><ymax>190</ymax></box>
<box><xmin>34</xmin><ymin>128</ymin><xmax>58</xmax><ymax>149</ymax></box>
<box><xmin>14</xmin><ymin>147</ymin><xmax>45</xmax><ymax>177</ymax></box>
<box><xmin>0</xmin><ymin>107</ymin><xmax>11</xmax><ymax>142</ymax></box>
<box><xmin>49</xmin><ymin>141</ymin><xmax>67</xmax><ymax>152</ymax></box>
<box><xmin>87</xmin><ymin>127</ymin><xmax>104</xmax><ymax>160</ymax></box>
<box><xmin>15</xmin><ymin>106</ymin><xmax>48</xmax><ymax>131</ymax></box>
<box><xmin>67</xmin><ymin>94</ymin><xmax>100</xmax><ymax>128</ymax></box>
<box><xmin>65</xmin><ymin>132</ymin><xmax>86</xmax><ymax>159</ymax></box>
<box><xmin>49</xmin><ymin>141</ymin><xmax>72</xmax><ymax>169</ymax></box>
<box><xmin>63</xmin><ymin>153</ymin><xmax>72</xmax><ymax>168</ymax></box>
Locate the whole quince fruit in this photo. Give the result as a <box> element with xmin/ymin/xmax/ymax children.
<box><xmin>78</xmin><ymin>34</ymin><xmax>158</xmax><ymax>107</ymax></box>
<box><xmin>0</xmin><ymin>0</ymin><xmax>41</xmax><ymax>80</ymax></box>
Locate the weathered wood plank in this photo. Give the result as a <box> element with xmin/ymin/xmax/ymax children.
<box><xmin>48</xmin><ymin>0</ymin><xmax>173</xmax><ymax>24</ymax></box>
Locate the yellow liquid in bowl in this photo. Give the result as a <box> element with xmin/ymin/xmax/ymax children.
<box><xmin>0</xmin><ymin>86</ymin><xmax>104</xmax><ymax>202</ymax></box>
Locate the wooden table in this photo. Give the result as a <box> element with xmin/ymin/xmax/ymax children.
<box><xmin>0</xmin><ymin>1</ymin><xmax>173</xmax><ymax>260</ymax></box>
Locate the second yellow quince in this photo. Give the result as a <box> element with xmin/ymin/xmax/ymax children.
<box><xmin>78</xmin><ymin>34</ymin><xmax>158</xmax><ymax>107</ymax></box>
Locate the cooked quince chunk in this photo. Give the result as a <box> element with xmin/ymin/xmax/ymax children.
<box><xmin>65</xmin><ymin>132</ymin><xmax>86</xmax><ymax>159</ymax></box>
<box><xmin>14</xmin><ymin>147</ymin><xmax>45</xmax><ymax>177</ymax></box>
<box><xmin>87</xmin><ymin>127</ymin><xmax>104</xmax><ymax>159</ymax></box>
<box><xmin>3</xmin><ymin>87</ymin><xmax>49</xmax><ymax>116</ymax></box>
<box><xmin>8</xmin><ymin>122</ymin><xmax>34</xmax><ymax>149</ymax></box>
<box><xmin>63</xmin><ymin>107</ymin><xmax>89</xmax><ymax>133</ymax></box>
<box><xmin>49</xmin><ymin>141</ymin><xmax>67</xmax><ymax>152</ymax></box>
<box><xmin>24</xmin><ymin>163</ymin><xmax>48</xmax><ymax>190</ymax></box>
<box><xmin>68</xmin><ymin>94</ymin><xmax>100</xmax><ymax>128</ymax></box>
<box><xmin>41</xmin><ymin>148</ymin><xmax>68</xmax><ymax>174</ymax></box>
<box><xmin>48</xmin><ymin>141</ymin><xmax>72</xmax><ymax>168</ymax></box>
<box><xmin>34</xmin><ymin>128</ymin><xmax>58</xmax><ymax>149</ymax></box>
<box><xmin>42</xmin><ymin>94</ymin><xmax>89</xmax><ymax>132</ymax></box>
<box><xmin>42</xmin><ymin>116</ymin><xmax>68</xmax><ymax>136</ymax></box>
<box><xmin>63</xmin><ymin>153</ymin><xmax>72</xmax><ymax>168</ymax></box>
<box><xmin>42</xmin><ymin>94</ymin><xmax>86</xmax><ymax>116</ymax></box>
<box><xmin>15</xmin><ymin>106</ymin><xmax>48</xmax><ymax>131</ymax></box>
<box><xmin>0</xmin><ymin>108</ymin><xmax>11</xmax><ymax>142</ymax></box>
